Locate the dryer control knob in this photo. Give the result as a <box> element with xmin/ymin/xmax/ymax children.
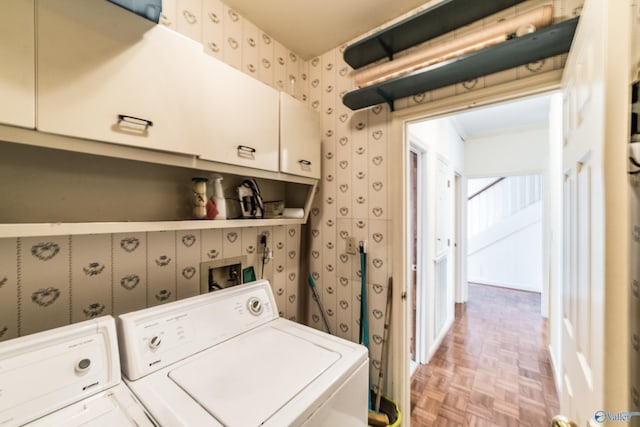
<box><xmin>75</xmin><ymin>358</ymin><xmax>91</xmax><ymax>374</ymax></box>
<box><xmin>149</xmin><ymin>336</ymin><xmax>162</xmax><ymax>350</ymax></box>
<box><xmin>247</xmin><ymin>297</ymin><xmax>263</xmax><ymax>316</ymax></box>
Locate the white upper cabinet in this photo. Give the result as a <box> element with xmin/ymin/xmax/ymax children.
<box><xmin>0</xmin><ymin>1</ymin><xmax>35</xmax><ymax>129</ymax></box>
<box><xmin>37</xmin><ymin>0</ymin><xmax>204</xmax><ymax>155</ymax></box>
<box><xmin>199</xmin><ymin>55</ymin><xmax>280</xmax><ymax>172</ymax></box>
<box><xmin>279</xmin><ymin>93</ymin><xmax>321</xmax><ymax>179</ymax></box>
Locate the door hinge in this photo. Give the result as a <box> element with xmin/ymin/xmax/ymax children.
<box><xmin>401</xmin><ymin>292</ymin><xmax>407</xmax><ymax>300</ymax></box>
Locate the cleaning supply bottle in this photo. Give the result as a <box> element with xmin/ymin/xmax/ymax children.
<box><xmin>191</xmin><ymin>177</ymin><xmax>208</xmax><ymax>219</ymax></box>
<box><xmin>211</xmin><ymin>175</ymin><xmax>226</xmax><ymax>220</ymax></box>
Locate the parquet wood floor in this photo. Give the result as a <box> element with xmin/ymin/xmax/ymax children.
<box><xmin>410</xmin><ymin>283</ymin><xmax>559</xmax><ymax>427</ymax></box>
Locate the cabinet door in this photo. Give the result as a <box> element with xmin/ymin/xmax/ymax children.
<box><xmin>279</xmin><ymin>93</ymin><xmax>321</xmax><ymax>179</ymax></box>
<box><xmin>199</xmin><ymin>56</ymin><xmax>279</xmax><ymax>172</ymax></box>
<box><xmin>0</xmin><ymin>1</ymin><xmax>35</xmax><ymax>129</ymax></box>
<box><xmin>37</xmin><ymin>0</ymin><xmax>204</xmax><ymax>155</ymax></box>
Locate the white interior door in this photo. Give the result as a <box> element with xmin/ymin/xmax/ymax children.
<box><xmin>435</xmin><ymin>158</ymin><xmax>451</xmax><ymax>257</ymax></box>
<box><xmin>430</xmin><ymin>157</ymin><xmax>453</xmax><ymax>357</ymax></box>
<box><xmin>561</xmin><ymin>158</ymin><xmax>598</xmax><ymax>424</ymax></box>
<box><xmin>558</xmin><ymin>0</ymin><xmax>631</xmax><ymax>424</ymax></box>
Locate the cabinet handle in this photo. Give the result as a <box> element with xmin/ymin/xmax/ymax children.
<box><xmin>117</xmin><ymin>115</ymin><xmax>153</xmax><ymax>130</ymax></box>
<box><xmin>237</xmin><ymin>145</ymin><xmax>256</xmax><ymax>153</ymax></box>
<box><xmin>237</xmin><ymin>145</ymin><xmax>256</xmax><ymax>160</ymax></box>
<box><xmin>298</xmin><ymin>160</ymin><xmax>312</xmax><ymax>166</ymax></box>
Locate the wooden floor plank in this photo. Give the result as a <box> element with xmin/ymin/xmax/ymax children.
<box><xmin>410</xmin><ymin>283</ymin><xmax>560</xmax><ymax>427</ymax></box>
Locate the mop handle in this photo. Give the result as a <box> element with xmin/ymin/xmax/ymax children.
<box><xmin>359</xmin><ymin>242</ymin><xmax>369</xmax><ymax>347</ymax></box>
<box><xmin>358</xmin><ymin>242</ymin><xmax>372</xmax><ymax>412</ymax></box>
<box><xmin>375</xmin><ymin>277</ymin><xmax>393</xmax><ymax>412</ymax></box>
<box><xmin>308</xmin><ymin>274</ymin><xmax>332</xmax><ymax>335</ymax></box>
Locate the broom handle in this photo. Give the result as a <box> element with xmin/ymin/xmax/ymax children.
<box><xmin>308</xmin><ymin>274</ymin><xmax>332</xmax><ymax>335</ymax></box>
<box><xmin>375</xmin><ymin>277</ymin><xmax>393</xmax><ymax>412</ymax></box>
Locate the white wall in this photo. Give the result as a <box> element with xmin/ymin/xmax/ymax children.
<box><xmin>465</xmin><ymin>125</ymin><xmax>549</xmax><ymax>177</ymax></box>
<box><xmin>468</xmin><ymin>201</ymin><xmax>542</xmax><ymax>292</ymax></box>
<box><xmin>409</xmin><ymin>118</ymin><xmax>465</xmax><ymax>172</ymax></box>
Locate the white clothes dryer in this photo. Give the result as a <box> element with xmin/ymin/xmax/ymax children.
<box><xmin>0</xmin><ymin>316</ymin><xmax>156</xmax><ymax>427</ymax></box>
<box><xmin>117</xmin><ymin>280</ymin><xmax>369</xmax><ymax>426</ymax></box>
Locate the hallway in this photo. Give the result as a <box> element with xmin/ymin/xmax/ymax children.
<box><xmin>410</xmin><ymin>283</ymin><xmax>559</xmax><ymax>426</ymax></box>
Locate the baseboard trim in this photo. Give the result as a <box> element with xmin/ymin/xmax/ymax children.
<box><xmin>468</xmin><ymin>280</ymin><xmax>541</xmax><ymax>294</ymax></box>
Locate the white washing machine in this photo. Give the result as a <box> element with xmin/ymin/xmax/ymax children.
<box><xmin>117</xmin><ymin>280</ymin><xmax>369</xmax><ymax>426</ymax></box>
<box><xmin>0</xmin><ymin>316</ymin><xmax>156</xmax><ymax>427</ymax></box>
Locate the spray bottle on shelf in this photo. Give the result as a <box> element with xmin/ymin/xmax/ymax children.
<box><xmin>211</xmin><ymin>175</ymin><xmax>226</xmax><ymax>220</ymax></box>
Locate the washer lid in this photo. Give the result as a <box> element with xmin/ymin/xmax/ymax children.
<box><xmin>168</xmin><ymin>326</ymin><xmax>341</xmax><ymax>426</ymax></box>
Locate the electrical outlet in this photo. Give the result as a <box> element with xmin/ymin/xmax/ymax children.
<box><xmin>345</xmin><ymin>236</ymin><xmax>358</xmax><ymax>255</ymax></box>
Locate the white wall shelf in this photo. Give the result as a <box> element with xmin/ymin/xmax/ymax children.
<box><xmin>0</xmin><ymin>218</ymin><xmax>308</xmax><ymax>238</ymax></box>
<box><xmin>0</xmin><ymin>126</ymin><xmax>317</xmax><ymax>238</ymax></box>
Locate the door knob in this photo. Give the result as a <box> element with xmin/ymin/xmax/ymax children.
<box><xmin>551</xmin><ymin>415</ymin><xmax>578</xmax><ymax>427</ymax></box>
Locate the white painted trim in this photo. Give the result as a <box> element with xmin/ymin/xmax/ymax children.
<box><xmin>393</xmin><ymin>70</ymin><xmax>562</xmax><ymax>122</ymax></box>
<box><xmin>408</xmin><ymin>143</ymin><xmax>429</xmax><ymax>366</ymax></box>
<box><xmin>0</xmin><ymin>217</ymin><xmax>308</xmax><ymax>238</ymax></box>
<box><xmin>454</xmin><ymin>173</ymin><xmax>465</xmax><ymax>303</ymax></box>
<box><xmin>467</xmin><ymin>280</ymin><xmax>541</xmax><ymax>294</ymax></box>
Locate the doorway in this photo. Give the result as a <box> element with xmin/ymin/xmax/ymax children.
<box><xmin>396</xmin><ymin>92</ymin><xmax>559</xmax><ymax>423</ymax></box>
<box><xmin>467</xmin><ymin>174</ymin><xmax>544</xmax><ymax>298</ymax></box>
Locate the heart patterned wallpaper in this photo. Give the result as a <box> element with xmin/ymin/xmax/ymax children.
<box><xmin>158</xmin><ymin>1</ymin><xmax>583</xmax><ymax>384</ymax></box>
<box><xmin>0</xmin><ymin>0</ymin><xmax>582</xmax><ymax>389</ymax></box>
<box><xmin>161</xmin><ymin>0</ymin><xmax>310</xmax><ymax>101</ymax></box>
<box><xmin>0</xmin><ymin>226</ymin><xmax>300</xmax><ymax>339</ymax></box>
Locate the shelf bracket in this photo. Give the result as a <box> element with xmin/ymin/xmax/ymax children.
<box><xmin>375</xmin><ymin>88</ymin><xmax>394</xmax><ymax>112</ymax></box>
<box><xmin>375</xmin><ymin>37</ymin><xmax>394</xmax><ymax>61</ymax></box>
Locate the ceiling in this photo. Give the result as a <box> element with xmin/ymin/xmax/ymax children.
<box><xmin>449</xmin><ymin>94</ymin><xmax>551</xmax><ymax>140</ymax></box>
<box><xmin>220</xmin><ymin>0</ymin><xmax>429</xmax><ymax>60</ymax></box>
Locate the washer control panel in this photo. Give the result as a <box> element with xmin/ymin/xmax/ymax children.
<box><xmin>119</xmin><ymin>280</ymin><xmax>278</xmax><ymax>379</ymax></box>
<box><xmin>0</xmin><ymin>317</ymin><xmax>118</xmax><ymax>426</ymax></box>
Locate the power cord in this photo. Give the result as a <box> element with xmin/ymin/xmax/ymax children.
<box><xmin>260</xmin><ymin>232</ymin><xmax>272</xmax><ymax>279</ymax></box>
